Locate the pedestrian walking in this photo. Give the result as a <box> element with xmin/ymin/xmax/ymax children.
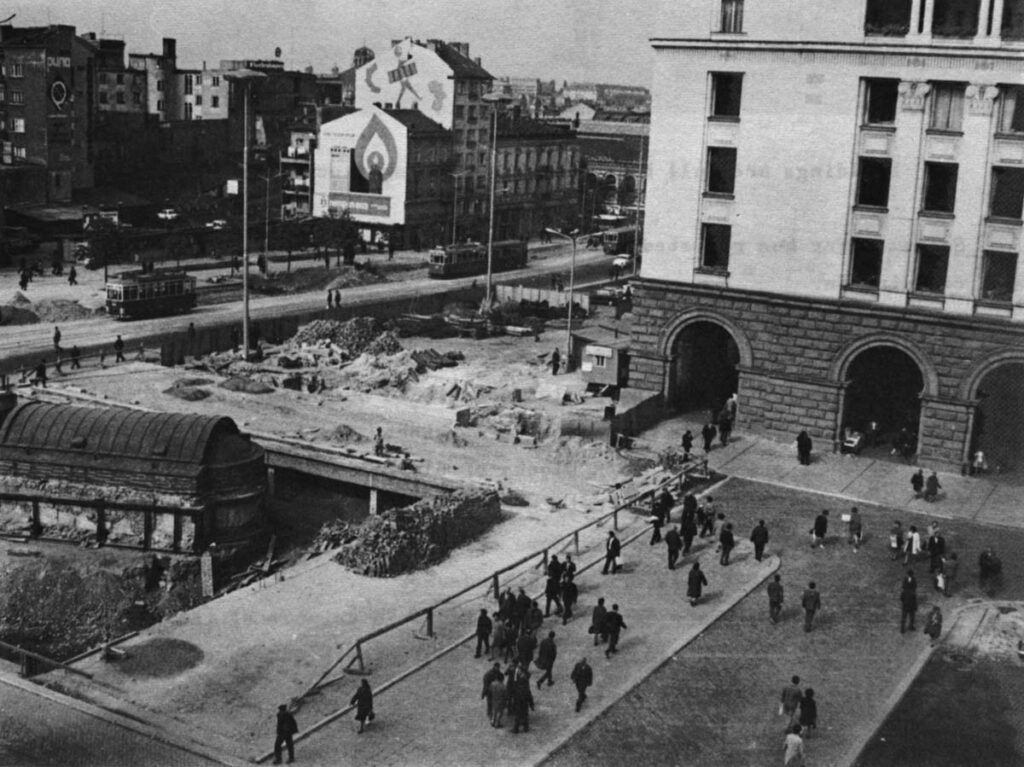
<box><xmin>942</xmin><ymin>552</ymin><xmax>958</xmax><ymax>597</ymax></box>
<box><xmin>560</xmin><ymin>573</ymin><xmax>578</xmax><ymax>624</ymax></box>
<box><xmin>544</xmin><ymin>572</ymin><xmax>563</xmax><ymax>617</ymax></box>
<box><xmin>681</xmin><ymin>429</ymin><xmax>694</xmax><ymax>457</ymax></box>
<box><xmin>780</xmin><ymin>676</ymin><xmax>803</xmax><ymax>727</ymax></box>
<box><xmin>550</xmin><ymin>347</ymin><xmax>561</xmax><ymax>375</ymax></box>
<box><xmin>53</xmin><ymin>326</ymin><xmax>61</xmax><ymax>351</ymax></box>
<box><xmin>536</xmin><ymin>631</ymin><xmax>557</xmax><ymax>688</ymax></box>
<box><xmin>33</xmin><ymin>358</ymin><xmax>47</xmax><ymax>388</ymax></box>
<box><xmin>687</xmin><ymin>561</ymin><xmax>708</xmax><ymax>607</ymax></box>
<box><xmin>186</xmin><ymin>321</ymin><xmax>196</xmax><ymax>355</ymax></box>
<box><xmin>475</xmin><ymin>608</ymin><xmax>493</xmax><ymax>658</ymax></box>
<box><xmin>924</xmin><ymin>471</ymin><xmax>942</xmax><ymax>502</ymax></box>
<box><xmin>68</xmin><ymin>264</ymin><xmax>77</xmax><ymax>285</ymax></box>
<box><xmin>489</xmin><ymin>672</ymin><xmax>508</xmax><ymax>728</ymax></box>
<box><xmin>768</xmin><ymin>574</ymin><xmax>784</xmax><ymax>623</ymax></box>
<box><xmin>911</xmin><ymin>468</ymin><xmax>925</xmax><ymax>498</ymax></box>
<box><xmin>889</xmin><ymin>520</ymin><xmax>904</xmax><ymax>560</ymax></box>
<box><xmin>801</xmin><ymin>582</ymin><xmax>821</xmax><ymax>632</ymax></box>
<box><xmin>903</xmin><ymin>525</ymin><xmax>922</xmax><ymax>565</ymax></box>
<box><xmin>590</xmin><ymin>598</ymin><xmax>608</xmax><ymax>646</ymax></box>
<box><xmin>350</xmin><ymin>679</ymin><xmax>374</xmax><ymax>733</ymax></box>
<box><xmin>272</xmin><ymin>704</ymin><xmax>298</xmax><ymax>764</ymax></box>
<box><xmin>927</xmin><ymin>528</ymin><xmax>946</xmax><ymax>573</ymax></box>
<box><xmin>603</xmin><ymin>604</ymin><xmax>626</xmax><ymax>657</ymax></box>
<box><xmin>701</xmin><ymin>421</ymin><xmax>717</xmax><ymax>452</ymax></box>
<box><xmin>680</xmin><ymin>513</ymin><xmax>697</xmax><ymax>555</ymax></box>
<box><xmin>698</xmin><ymin>496</ymin><xmax>718</xmax><ymax>538</ymax></box>
<box><xmin>562</xmin><ymin>553</ymin><xmax>577</xmax><ymax>580</ymax></box>
<box><xmin>527</xmin><ymin>601</ymin><xmax>544</xmax><ymax>634</ymax></box>
<box><xmin>783</xmin><ymin>724</ymin><xmax>806</xmax><ymax>766</ymax></box>
<box><xmin>516</xmin><ymin>628</ymin><xmax>538</xmax><ymax>668</ymax></box>
<box><xmin>602</xmin><ymin>531</ymin><xmax>622</xmax><ymax>574</ymax></box>
<box><xmin>799</xmin><ymin>688</ymin><xmax>817</xmax><ymax>738</ymax></box>
<box><xmin>665</xmin><ymin>525</ymin><xmax>683</xmax><ymax>570</ymax></box>
<box><xmin>570</xmin><ymin>657</ymin><xmax>593</xmax><ymax>712</ymax></box>
<box><xmin>373</xmin><ymin>426</ymin><xmax>385</xmax><ymax>457</ymax></box>
<box><xmin>649</xmin><ymin>488</ymin><xmax>670</xmax><ymax>545</ymax></box>
<box><xmin>719</xmin><ymin>523</ymin><xmax>735</xmax><ymax>565</ymax></box>
<box><xmin>70</xmin><ymin>345</ymin><xmax>81</xmax><ymax>370</ymax></box>
<box><xmin>924</xmin><ymin>605</ymin><xmax>943</xmax><ymax>646</ymax></box>
<box><xmin>114</xmin><ymin>334</ymin><xmax>125</xmax><ymax>362</ymax></box>
<box><xmin>796</xmin><ymin>430</ymin><xmax>813</xmax><ymax>465</ymax></box>
<box><xmin>811</xmin><ymin>510</ymin><xmax>829</xmax><ymax>548</ymax></box>
<box><xmin>718</xmin><ymin>408</ymin><xmax>733</xmax><ymax>446</ymax></box>
<box><xmin>491</xmin><ymin>613</ymin><xmax>507</xmax><ymax>661</ymax></box>
<box><xmin>326</xmin><ymin>290</ymin><xmax>333</xmax><ymax>309</ymax></box>
<box><xmin>514</xmin><ymin>587</ymin><xmax>532</xmax><ymax>633</ymax></box>
<box><xmin>482</xmin><ymin>661</ymin><xmax>504</xmax><ymax>719</ymax></box>
<box><xmin>510</xmin><ymin>664</ymin><xmax>534</xmax><ymax>733</ymax></box>
<box><xmin>900</xmin><ymin>569</ymin><xmax>918</xmax><ymax>633</ymax></box>
<box><xmin>751</xmin><ymin>519</ymin><xmax>770</xmax><ymax>562</ymax></box>
<box><xmin>847</xmin><ymin>506</ymin><xmax>863</xmax><ymax>551</ymax></box>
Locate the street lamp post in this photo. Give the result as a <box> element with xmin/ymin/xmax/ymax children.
<box><xmin>481</xmin><ymin>90</ymin><xmax>513</xmax><ymax>311</ymax></box>
<box><xmin>225</xmin><ymin>68</ymin><xmax>267</xmax><ymax>360</ymax></box>
<box><xmin>545</xmin><ymin>228</ymin><xmax>579</xmax><ymax>371</ymax></box>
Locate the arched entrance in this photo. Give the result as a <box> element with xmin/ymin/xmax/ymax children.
<box><xmin>841</xmin><ymin>346</ymin><xmax>925</xmax><ymax>457</ymax></box>
<box><xmin>667</xmin><ymin>321</ymin><xmax>741</xmax><ymax>416</ymax></box>
<box><xmin>970</xmin><ymin>362</ymin><xmax>1024</xmax><ymax>475</ymax></box>
<box><xmin>618</xmin><ymin>175</ymin><xmax>637</xmax><ymax>207</ymax></box>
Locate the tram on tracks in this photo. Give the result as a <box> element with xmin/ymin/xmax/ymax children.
<box><xmin>428</xmin><ymin>240</ymin><xmax>528</xmax><ymax>279</ymax></box>
<box><xmin>105</xmin><ymin>268</ymin><xmax>197</xmax><ymax>319</ymax></box>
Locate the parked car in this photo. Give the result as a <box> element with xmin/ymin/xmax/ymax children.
<box><xmin>157</xmin><ymin>208</ymin><xmax>179</xmax><ymax>222</ymax></box>
<box><xmin>612</xmin><ymin>254</ymin><xmax>634</xmax><ymax>270</ymax></box>
<box><xmin>205</xmin><ymin>219</ymin><xmax>228</xmax><ymax>230</ymax></box>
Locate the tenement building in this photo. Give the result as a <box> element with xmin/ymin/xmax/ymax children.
<box><xmin>633</xmin><ymin>0</ymin><xmax>1024</xmax><ymax>473</ymax></box>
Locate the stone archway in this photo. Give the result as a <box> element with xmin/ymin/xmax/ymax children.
<box><xmin>961</xmin><ymin>350</ymin><xmax>1024</xmax><ymax>476</ymax></box>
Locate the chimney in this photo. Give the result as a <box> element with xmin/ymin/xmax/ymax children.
<box><xmin>474</xmin><ymin>57</ymin><xmax>481</xmax><ymax>66</ymax></box>
<box><xmin>162</xmin><ymin>37</ymin><xmax>176</xmax><ymax>62</ymax></box>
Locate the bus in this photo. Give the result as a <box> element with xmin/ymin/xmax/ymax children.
<box><xmin>428</xmin><ymin>239</ymin><xmax>528</xmax><ymax>279</ymax></box>
<box><xmin>602</xmin><ymin>226</ymin><xmax>639</xmax><ymax>255</ymax></box>
<box><xmin>106</xmin><ymin>268</ymin><xmax>197</xmax><ymax>319</ymax></box>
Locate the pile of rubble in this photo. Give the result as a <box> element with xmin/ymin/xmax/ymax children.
<box><xmin>310</xmin><ymin>490</ymin><xmax>501</xmax><ymax>577</ymax></box>
<box><xmin>288</xmin><ymin>317</ymin><xmax>392</xmax><ymax>356</ymax></box>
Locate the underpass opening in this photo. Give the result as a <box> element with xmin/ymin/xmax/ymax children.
<box><xmin>842</xmin><ymin>345</ymin><xmax>924</xmax><ymax>459</ymax></box>
<box><xmin>667</xmin><ymin>321</ymin><xmax>740</xmax><ymax>418</ymax></box>
<box><xmin>970</xmin><ymin>362</ymin><xmax>1024</xmax><ymax>479</ymax></box>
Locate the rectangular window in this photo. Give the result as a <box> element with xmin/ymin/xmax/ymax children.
<box><xmin>849</xmin><ymin>238</ymin><xmax>884</xmax><ymax>288</ymax></box>
<box><xmin>998</xmin><ymin>85</ymin><xmax>1024</xmax><ymax>133</ymax></box>
<box><xmin>930</xmin><ymin>83</ymin><xmax>965</xmax><ymax>131</ymax></box>
<box><xmin>157</xmin><ymin>80</ymin><xmax>164</xmax><ymax>92</ymax></box>
<box><xmin>133</xmin><ymin>92</ymin><xmax>141</xmax><ymax>104</ymax></box>
<box><xmin>212</xmin><ymin>76</ymin><xmax>220</xmax><ymax>87</ymax></box>
<box><xmin>701</xmin><ymin>223</ymin><xmax>732</xmax><ymax>270</ymax></box>
<box><xmin>185</xmin><ymin>102</ymin><xmax>193</xmax><ymax>119</ymax></box>
<box><xmin>720</xmin><ymin>0</ymin><xmax>743</xmax><ymax>32</ymax></box>
<box><xmin>914</xmin><ymin>244</ymin><xmax>950</xmax><ymax>293</ymax></box>
<box><xmin>706</xmin><ymin>146</ymin><xmax>737</xmax><ymax>194</ymax></box>
<box><xmin>990</xmin><ymin>166</ymin><xmax>1024</xmax><ymax>219</ymax></box>
<box><xmin>932</xmin><ymin>0</ymin><xmax>979</xmax><ymax>37</ymax></box>
<box><xmin>0</xmin><ymin>85</ymin><xmax>4</xmax><ymax>102</ymax></box>
<box><xmin>116</xmin><ymin>73</ymin><xmax>125</xmax><ymax>85</ymax></box>
<box><xmin>864</xmin><ymin>79</ymin><xmax>899</xmax><ymax>124</ymax></box>
<box><xmin>195</xmin><ymin>95</ymin><xmax>203</xmax><ymax>106</ymax></box>
<box><xmin>856</xmin><ymin>157</ymin><xmax>892</xmax><ymax>207</ymax></box>
<box><xmin>184</xmin><ymin>77</ymin><xmax>193</xmax><ymax>95</ymax></box>
<box><xmin>157</xmin><ymin>99</ymin><xmax>164</xmax><ymax>111</ymax></box>
<box><xmin>467</xmin><ymin>105</ymin><xmax>477</xmax><ymax>122</ymax></box>
<box><xmin>10</xmin><ymin>90</ymin><xmax>23</xmax><ymax>105</ymax></box>
<box><xmin>981</xmin><ymin>250</ymin><xmax>1018</xmax><ymax>302</ymax></box>
<box><xmin>13</xmin><ymin>145</ymin><xmax>26</xmax><ymax>159</ymax></box>
<box><xmin>454</xmin><ymin>105</ymin><xmax>465</xmax><ymax>120</ymax></box>
<box><xmin>922</xmin><ymin>162</ymin><xmax>958</xmax><ymax>213</ymax></box>
<box><xmin>211</xmin><ymin>95</ymin><xmax>219</xmax><ymax>108</ymax></box>
<box><xmin>116</xmin><ymin>92</ymin><xmax>125</xmax><ymax>104</ymax></box>
<box><xmin>710</xmin><ymin>73</ymin><xmax>743</xmax><ymax>118</ymax></box>
<box><xmin>865</xmin><ymin>0</ymin><xmax>912</xmax><ymax>35</ymax></box>
<box><xmin>10</xmin><ymin>62</ymin><xmax>23</xmax><ymax>77</ymax></box>
<box><xmin>11</xmin><ymin>117</ymin><xmax>25</xmax><ymax>133</ymax></box>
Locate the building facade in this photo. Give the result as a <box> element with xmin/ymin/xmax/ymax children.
<box><xmin>633</xmin><ymin>0</ymin><xmax>1024</xmax><ymax>473</ymax></box>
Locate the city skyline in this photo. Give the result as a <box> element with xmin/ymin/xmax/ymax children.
<box><xmin>5</xmin><ymin>0</ymin><xmax>676</xmax><ymax>86</ymax></box>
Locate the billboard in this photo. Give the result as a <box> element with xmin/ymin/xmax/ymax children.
<box><xmin>353</xmin><ymin>38</ymin><xmax>455</xmax><ymax>130</ymax></box>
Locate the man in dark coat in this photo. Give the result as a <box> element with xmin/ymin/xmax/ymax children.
<box><xmin>535</xmin><ymin>631</ymin><xmax>558</xmax><ymax>688</ymax></box>
<box><xmin>664</xmin><ymin>525</ymin><xmax>683</xmax><ymax>570</ymax></box>
<box><xmin>560</xmin><ymin>574</ymin><xmax>578</xmax><ymax>624</ymax></box>
<box><xmin>550</xmin><ymin>347</ymin><xmax>561</xmax><ymax>375</ymax></box>
<box><xmin>590</xmin><ymin>597</ymin><xmax>608</xmax><ymax>646</ymax></box>
<box><xmin>701</xmin><ymin>421</ymin><xmax>717</xmax><ymax>452</ymax></box>
<box><xmin>681</xmin><ymin>493</ymin><xmax>698</xmax><ymax>525</ymax></box>
<box><xmin>718</xmin><ymin>523</ymin><xmax>736</xmax><ymax>566</ymax></box>
<box><xmin>482</xmin><ymin>662</ymin><xmax>504</xmax><ymax>718</ymax></box>
<box><xmin>603</xmin><ymin>604</ymin><xmax>627</xmax><ymax>657</ymax></box>
<box><xmin>924</xmin><ymin>471</ymin><xmax>942</xmax><ymax>502</ymax></box>
<box><xmin>602</xmin><ymin>531</ymin><xmax>622</xmax><ymax>575</ymax></box>
<box><xmin>911</xmin><ymin>468</ymin><xmax>925</xmax><ymax>497</ymax></box>
<box><xmin>750</xmin><ymin>519</ymin><xmax>770</xmax><ymax>562</ymax></box>
<box><xmin>797</xmin><ymin>430</ymin><xmax>813</xmax><ymax>465</ymax></box>
<box><xmin>350</xmin><ymin>679</ymin><xmax>374</xmax><ymax>733</ymax></box>
<box><xmin>113</xmin><ymin>334</ymin><xmax>126</xmax><ymax>362</ymax></box>
<box><xmin>900</xmin><ymin>569</ymin><xmax>918</xmax><ymax>633</ymax></box>
<box><xmin>680</xmin><ymin>514</ymin><xmax>697</xmax><ymax>555</ymax></box>
<box><xmin>687</xmin><ymin>562</ymin><xmax>708</xmax><ymax>606</ymax></box>
<box><xmin>927</xmin><ymin>530</ymin><xmax>946</xmax><ymax>574</ymax></box>
<box><xmin>510</xmin><ymin>665</ymin><xmax>535</xmax><ymax>733</ymax></box>
<box><xmin>570</xmin><ymin>657</ymin><xmax>593</xmax><ymax>712</ymax></box>
<box><xmin>812</xmin><ymin>510</ymin><xmax>829</xmax><ymax>548</ymax></box>
<box><xmin>273</xmin><ymin>704</ymin><xmax>298</xmax><ymax>763</ymax></box>
<box><xmin>516</xmin><ymin>628</ymin><xmax>538</xmax><ymax>668</ymax></box>
<box><xmin>767</xmin><ymin>574</ymin><xmax>784</xmax><ymax>623</ymax></box>
<box><xmin>475</xmin><ymin>608</ymin><xmax>493</xmax><ymax>658</ymax></box>
<box><xmin>802</xmin><ymin>581</ymin><xmax>821</xmax><ymax>633</ymax></box>
<box><xmin>681</xmin><ymin>429</ymin><xmax>694</xmax><ymax>457</ymax></box>
<box><xmin>514</xmin><ymin>587</ymin><xmax>532</xmax><ymax>632</ymax></box>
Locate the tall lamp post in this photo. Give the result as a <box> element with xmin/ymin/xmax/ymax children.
<box><xmin>481</xmin><ymin>90</ymin><xmax>513</xmax><ymax>311</ymax></box>
<box><xmin>225</xmin><ymin>68</ymin><xmax>267</xmax><ymax>359</ymax></box>
<box><xmin>545</xmin><ymin>228</ymin><xmax>579</xmax><ymax>370</ymax></box>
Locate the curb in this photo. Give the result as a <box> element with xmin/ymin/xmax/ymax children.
<box><xmin>0</xmin><ymin>670</ymin><xmax>251</xmax><ymax>767</ymax></box>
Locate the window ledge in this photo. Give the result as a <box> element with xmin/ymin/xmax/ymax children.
<box><xmin>843</xmin><ymin>284</ymin><xmax>880</xmax><ymax>294</ymax></box>
<box><xmin>695</xmin><ymin>266</ymin><xmax>730</xmax><ymax>277</ymax></box>
<box><xmin>925</xmin><ymin>128</ymin><xmax>964</xmax><ymax>137</ymax></box>
<box><xmin>994</xmin><ymin>132</ymin><xmax>1024</xmax><ymax>141</ymax></box>
<box><xmin>909</xmin><ymin>290</ymin><xmax>946</xmax><ymax>302</ymax></box>
<box><xmin>852</xmin><ymin>204</ymin><xmax>889</xmax><ymax>214</ymax></box>
<box><xmin>918</xmin><ymin>210</ymin><xmax>955</xmax><ymax>220</ymax></box>
<box><xmin>708</xmin><ymin>115</ymin><xmax>740</xmax><ymax>124</ymax></box>
<box><xmin>986</xmin><ymin>216</ymin><xmax>1023</xmax><ymax>226</ymax></box>
<box><xmin>976</xmin><ymin>298</ymin><xmax>1013</xmax><ymax>309</ymax></box>
<box><xmin>703</xmin><ymin>191</ymin><xmax>735</xmax><ymax>200</ymax></box>
<box><xmin>712</xmin><ymin>31</ymin><xmax>746</xmax><ymax>37</ymax></box>
<box><xmin>860</xmin><ymin>124</ymin><xmax>896</xmax><ymax>133</ymax></box>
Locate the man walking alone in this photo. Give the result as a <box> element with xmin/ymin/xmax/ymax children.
<box><xmin>802</xmin><ymin>582</ymin><xmax>821</xmax><ymax>633</ymax></box>
<box><xmin>570</xmin><ymin>657</ymin><xmax>593</xmax><ymax>712</ymax></box>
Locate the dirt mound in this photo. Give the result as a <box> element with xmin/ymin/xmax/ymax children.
<box><xmin>10</xmin><ymin>291</ymin><xmax>32</xmax><ymax>306</ymax></box>
<box><xmin>33</xmin><ymin>299</ymin><xmax>99</xmax><ymax>323</ymax></box>
<box><xmin>290</xmin><ymin>317</ymin><xmax>392</xmax><ymax>355</ymax></box>
<box><xmin>219</xmin><ymin>377</ymin><xmax>275</xmax><ymax>394</ymax></box>
<box><xmin>164</xmin><ymin>385</ymin><xmax>211</xmax><ymax>401</ymax></box>
<box><xmin>550</xmin><ymin>436</ymin><xmax>624</xmax><ymax>470</ymax></box>
<box><xmin>0</xmin><ymin>304</ymin><xmax>40</xmax><ymax>325</ymax></box>
<box><xmin>331</xmin><ymin>424</ymin><xmax>365</xmax><ymax>443</ymax></box>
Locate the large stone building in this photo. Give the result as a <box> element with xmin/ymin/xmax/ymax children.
<box><xmin>632</xmin><ymin>0</ymin><xmax>1024</xmax><ymax>473</ymax></box>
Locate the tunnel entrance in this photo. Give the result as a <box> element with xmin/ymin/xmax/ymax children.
<box><xmin>842</xmin><ymin>346</ymin><xmax>924</xmax><ymax>459</ymax></box>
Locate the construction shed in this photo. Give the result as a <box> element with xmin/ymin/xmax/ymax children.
<box><xmin>0</xmin><ymin>398</ymin><xmax>266</xmax><ymax>552</ymax></box>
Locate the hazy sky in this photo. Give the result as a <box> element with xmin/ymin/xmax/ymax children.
<box><xmin>7</xmin><ymin>0</ymin><xmax>681</xmax><ymax>86</ymax></box>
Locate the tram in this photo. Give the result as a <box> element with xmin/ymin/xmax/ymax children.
<box><xmin>428</xmin><ymin>239</ymin><xmax>528</xmax><ymax>279</ymax></box>
<box><xmin>601</xmin><ymin>226</ymin><xmax>639</xmax><ymax>255</ymax></box>
<box><xmin>105</xmin><ymin>268</ymin><xmax>197</xmax><ymax>319</ymax></box>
